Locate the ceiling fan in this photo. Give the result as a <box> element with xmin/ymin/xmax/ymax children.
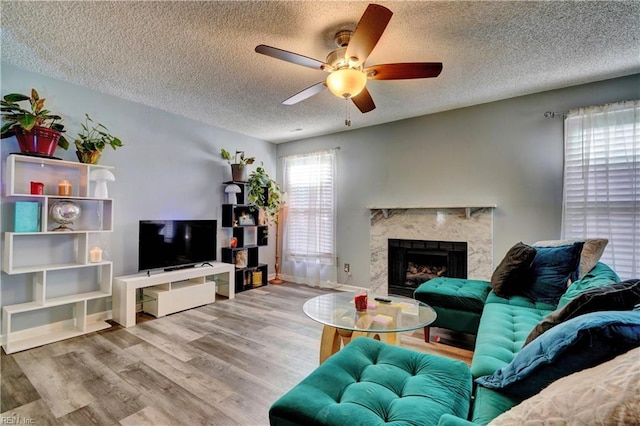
<box><xmin>255</xmin><ymin>3</ymin><xmax>443</xmax><ymax>120</ymax></box>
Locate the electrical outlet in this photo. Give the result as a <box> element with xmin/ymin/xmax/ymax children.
<box><xmin>344</xmin><ymin>263</ymin><xmax>350</xmax><ymax>273</ymax></box>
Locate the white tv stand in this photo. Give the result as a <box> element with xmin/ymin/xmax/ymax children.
<box><xmin>112</xmin><ymin>262</ymin><xmax>235</xmax><ymax>328</ymax></box>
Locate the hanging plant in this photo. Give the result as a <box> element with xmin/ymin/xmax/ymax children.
<box><xmin>247</xmin><ymin>164</ymin><xmax>283</xmax><ymax>228</ymax></box>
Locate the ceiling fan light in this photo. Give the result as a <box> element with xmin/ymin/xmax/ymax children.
<box><xmin>326</xmin><ymin>68</ymin><xmax>367</xmax><ymax>99</ymax></box>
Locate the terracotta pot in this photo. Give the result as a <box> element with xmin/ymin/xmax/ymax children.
<box><xmin>231</xmin><ymin>164</ymin><xmax>247</xmax><ymax>182</ymax></box>
<box><xmin>76</xmin><ymin>150</ymin><xmax>102</xmax><ymax>164</ymax></box>
<box><xmin>14</xmin><ymin>126</ymin><xmax>62</xmax><ymax>157</ymax></box>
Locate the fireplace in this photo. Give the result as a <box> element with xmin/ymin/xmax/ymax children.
<box><xmin>388</xmin><ymin>239</ymin><xmax>467</xmax><ymax>297</ymax></box>
<box><xmin>369</xmin><ymin>207</ymin><xmax>493</xmax><ymax>295</ymax></box>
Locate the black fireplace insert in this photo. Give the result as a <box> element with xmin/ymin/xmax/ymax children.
<box><xmin>388</xmin><ymin>239</ymin><xmax>467</xmax><ymax>297</ymax></box>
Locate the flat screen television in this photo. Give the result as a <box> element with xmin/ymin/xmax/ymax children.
<box><xmin>138</xmin><ymin>220</ymin><xmax>217</xmax><ymax>271</ymax></box>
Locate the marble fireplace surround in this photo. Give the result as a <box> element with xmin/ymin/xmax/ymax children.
<box><xmin>368</xmin><ymin>205</ymin><xmax>496</xmax><ymax>295</ymax></box>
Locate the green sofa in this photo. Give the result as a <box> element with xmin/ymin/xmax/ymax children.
<box><xmin>446</xmin><ymin>261</ymin><xmax>640</xmax><ymax>425</ymax></box>
<box><xmin>270</xmin><ymin>261</ymin><xmax>640</xmax><ymax>425</ymax></box>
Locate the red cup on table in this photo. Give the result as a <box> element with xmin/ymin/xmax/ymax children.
<box><xmin>354</xmin><ymin>292</ymin><xmax>368</xmax><ymax>312</ymax></box>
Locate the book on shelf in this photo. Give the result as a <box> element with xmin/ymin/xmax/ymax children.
<box><xmin>14</xmin><ymin>201</ymin><xmax>39</xmax><ymax>232</ymax></box>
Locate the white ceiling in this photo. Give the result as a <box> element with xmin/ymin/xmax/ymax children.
<box><xmin>2</xmin><ymin>1</ymin><xmax>639</xmax><ymax>143</ymax></box>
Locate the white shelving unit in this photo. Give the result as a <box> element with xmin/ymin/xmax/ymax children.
<box><xmin>2</xmin><ymin>154</ymin><xmax>114</xmax><ymax>354</ymax></box>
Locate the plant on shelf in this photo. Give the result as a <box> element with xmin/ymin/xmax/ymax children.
<box><xmin>1</xmin><ymin>88</ymin><xmax>69</xmax><ymax>157</ymax></box>
<box><xmin>247</xmin><ymin>164</ymin><xmax>286</xmax><ymax>284</ymax></box>
<box><xmin>247</xmin><ymin>164</ymin><xmax>284</xmax><ymax>227</ymax></box>
<box><xmin>74</xmin><ymin>113</ymin><xmax>123</xmax><ymax>164</ymax></box>
<box><xmin>221</xmin><ymin>148</ymin><xmax>255</xmax><ymax>181</ymax></box>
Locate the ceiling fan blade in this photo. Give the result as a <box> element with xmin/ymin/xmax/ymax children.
<box><xmin>365</xmin><ymin>63</ymin><xmax>443</xmax><ymax>80</ymax></box>
<box><xmin>346</xmin><ymin>4</ymin><xmax>393</xmax><ymax>65</ymax></box>
<box><xmin>255</xmin><ymin>44</ymin><xmax>326</xmax><ymax>70</ymax></box>
<box><xmin>282</xmin><ymin>82</ymin><xmax>327</xmax><ymax>105</ymax></box>
<box><xmin>351</xmin><ymin>87</ymin><xmax>376</xmax><ymax>113</ymax></box>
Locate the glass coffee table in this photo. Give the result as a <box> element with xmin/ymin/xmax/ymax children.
<box><xmin>303</xmin><ymin>292</ymin><xmax>437</xmax><ymax>363</ymax></box>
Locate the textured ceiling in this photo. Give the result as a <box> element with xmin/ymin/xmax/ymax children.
<box><xmin>2</xmin><ymin>1</ymin><xmax>639</xmax><ymax>143</ymax></box>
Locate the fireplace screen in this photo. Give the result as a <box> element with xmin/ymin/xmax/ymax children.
<box><xmin>388</xmin><ymin>239</ymin><xmax>467</xmax><ymax>297</ymax></box>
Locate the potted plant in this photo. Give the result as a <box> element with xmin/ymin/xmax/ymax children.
<box><xmin>247</xmin><ymin>165</ymin><xmax>285</xmax><ymax>283</ymax></box>
<box><xmin>247</xmin><ymin>164</ymin><xmax>284</xmax><ymax>227</ymax></box>
<box><xmin>74</xmin><ymin>113</ymin><xmax>123</xmax><ymax>164</ymax></box>
<box><xmin>221</xmin><ymin>148</ymin><xmax>255</xmax><ymax>181</ymax></box>
<box><xmin>1</xmin><ymin>88</ymin><xmax>69</xmax><ymax>157</ymax></box>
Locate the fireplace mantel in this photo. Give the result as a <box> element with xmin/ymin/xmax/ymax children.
<box><xmin>366</xmin><ymin>204</ymin><xmax>497</xmax><ymax>219</ymax></box>
<box><xmin>369</xmin><ymin>205</ymin><xmax>494</xmax><ymax>293</ymax></box>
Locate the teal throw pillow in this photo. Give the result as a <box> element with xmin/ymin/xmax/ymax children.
<box><xmin>521</xmin><ymin>242</ymin><xmax>583</xmax><ymax>305</ymax></box>
<box><xmin>524</xmin><ymin>279</ymin><xmax>640</xmax><ymax>346</ymax></box>
<box><xmin>475</xmin><ymin>310</ymin><xmax>640</xmax><ymax>399</ymax></box>
<box><xmin>558</xmin><ymin>262</ymin><xmax>620</xmax><ymax>308</ymax></box>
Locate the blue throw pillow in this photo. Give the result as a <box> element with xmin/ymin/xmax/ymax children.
<box><xmin>475</xmin><ymin>310</ymin><xmax>640</xmax><ymax>399</ymax></box>
<box><xmin>521</xmin><ymin>242</ymin><xmax>584</xmax><ymax>304</ymax></box>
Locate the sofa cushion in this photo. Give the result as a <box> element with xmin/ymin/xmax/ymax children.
<box><xmin>269</xmin><ymin>337</ymin><xmax>473</xmax><ymax>426</ymax></box>
<box><xmin>490</xmin><ymin>242</ymin><xmax>537</xmax><ymax>297</ymax></box>
<box><xmin>485</xmin><ymin>291</ymin><xmax>556</xmax><ymax>311</ymax></box>
<box><xmin>475</xmin><ymin>310</ymin><xmax>640</xmax><ymax>399</ymax></box>
<box><xmin>524</xmin><ymin>279</ymin><xmax>640</xmax><ymax>346</ymax></box>
<box><xmin>489</xmin><ymin>346</ymin><xmax>640</xmax><ymax>425</ymax></box>
<box><xmin>470</xmin><ymin>386</ymin><xmax>523</xmax><ymax>426</ymax></box>
<box><xmin>414</xmin><ymin>277</ymin><xmax>492</xmax><ymax>313</ymax></box>
<box><xmin>470</xmin><ymin>301</ymin><xmax>553</xmax><ymax>378</ymax></box>
<box><xmin>534</xmin><ymin>238</ymin><xmax>609</xmax><ymax>278</ymax></box>
<box><xmin>557</xmin><ymin>262</ymin><xmax>620</xmax><ymax>308</ymax></box>
<box><xmin>521</xmin><ymin>242</ymin><xmax>584</xmax><ymax>305</ymax></box>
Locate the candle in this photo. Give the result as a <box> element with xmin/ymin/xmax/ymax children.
<box><xmin>89</xmin><ymin>247</ymin><xmax>102</xmax><ymax>263</ymax></box>
<box><xmin>58</xmin><ymin>180</ymin><xmax>72</xmax><ymax>196</ymax></box>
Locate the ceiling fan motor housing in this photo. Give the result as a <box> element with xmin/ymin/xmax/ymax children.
<box><xmin>255</xmin><ymin>4</ymin><xmax>442</xmax><ymax>114</ymax></box>
<box><xmin>326</xmin><ymin>31</ymin><xmax>363</xmax><ymax>71</ymax></box>
<box><xmin>326</xmin><ymin>47</ymin><xmax>350</xmax><ymax>71</ymax></box>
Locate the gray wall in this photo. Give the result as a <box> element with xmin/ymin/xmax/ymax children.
<box><xmin>277</xmin><ymin>74</ymin><xmax>640</xmax><ymax>287</ymax></box>
<box><xmin>1</xmin><ymin>61</ymin><xmax>638</xmax><ymax>316</ymax></box>
<box><xmin>1</xmin><ymin>62</ymin><xmax>277</xmax><ymax>317</ymax></box>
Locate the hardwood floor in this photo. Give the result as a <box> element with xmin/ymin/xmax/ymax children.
<box><xmin>1</xmin><ymin>283</ymin><xmax>473</xmax><ymax>425</ymax></box>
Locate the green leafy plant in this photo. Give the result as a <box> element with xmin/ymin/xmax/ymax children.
<box><xmin>0</xmin><ymin>88</ymin><xmax>69</xmax><ymax>149</ymax></box>
<box><xmin>73</xmin><ymin>114</ymin><xmax>122</xmax><ymax>164</ymax></box>
<box><xmin>74</xmin><ymin>113</ymin><xmax>123</xmax><ymax>153</ymax></box>
<box><xmin>247</xmin><ymin>164</ymin><xmax>284</xmax><ymax>226</ymax></box>
<box><xmin>221</xmin><ymin>148</ymin><xmax>255</xmax><ymax>168</ymax></box>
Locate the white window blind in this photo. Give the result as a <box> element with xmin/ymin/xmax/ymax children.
<box><xmin>281</xmin><ymin>149</ymin><xmax>337</xmax><ymax>285</ymax></box>
<box><xmin>562</xmin><ymin>100</ymin><xmax>639</xmax><ymax>280</ymax></box>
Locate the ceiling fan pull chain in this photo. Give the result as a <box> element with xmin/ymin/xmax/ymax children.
<box><xmin>345</xmin><ymin>99</ymin><xmax>352</xmax><ymax>126</ymax></box>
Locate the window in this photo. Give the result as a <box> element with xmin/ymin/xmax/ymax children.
<box><xmin>281</xmin><ymin>149</ymin><xmax>337</xmax><ymax>285</ymax></box>
<box><xmin>562</xmin><ymin>100</ymin><xmax>639</xmax><ymax>280</ymax></box>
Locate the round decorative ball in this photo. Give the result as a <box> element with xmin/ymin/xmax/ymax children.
<box><xmin>50</xmin><ymin>200</ymin><xmax>81</xmax><ymax>226</ymax></box>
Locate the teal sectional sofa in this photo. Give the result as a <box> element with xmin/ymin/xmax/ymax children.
<box><xmin>446</xmin><ymin>261</ymin><xmax>640</xmax><ymax>425</ymax></box>
<box><xmin>270</xmin><ymin>257</ymin><xmax>640</xmax><ymax>425</ymax></box>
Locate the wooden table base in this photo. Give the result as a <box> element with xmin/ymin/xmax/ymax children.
<box><xmin>319</xmin><ymin>325</ymin><xmax>398</xmax><ymax>364</ymax></box>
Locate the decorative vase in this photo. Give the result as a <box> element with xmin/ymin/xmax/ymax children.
<box><xmin>231</xmin><ymin>164</ymin><xmax>247</xmax><ymax>182</ymax></box>
<box><xmin>14</xmin><ymin>126</ymin><xmax>61</xmax><ymax>157</ymax></box>
<box><xmin>49</xmin><ymin>200</ymin><xmax>81</xmax><ymax>231</ymax></box>
<box><xmin>76</xmin><ymin>150</ymin><xmax>102</xmax><ymax>164</ymax></box>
